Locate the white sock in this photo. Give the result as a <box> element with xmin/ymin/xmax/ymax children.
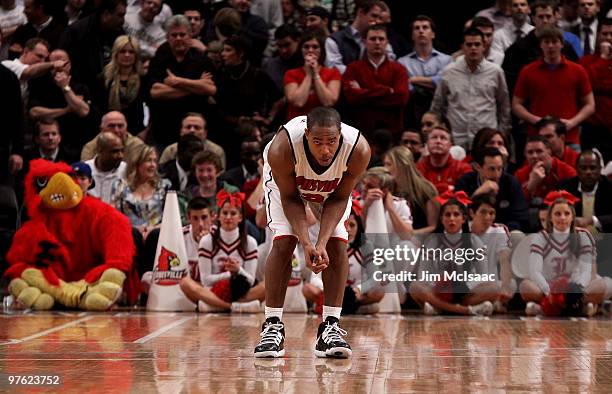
<box><xmin>265</xmin><ymin>306</ymin><xmax>283</xmax><ymax>321</ymax></box>
<box><xmin>322</xmin><ymin>305</ymin><xmax>342</xmax><ymax>321</ymax></box>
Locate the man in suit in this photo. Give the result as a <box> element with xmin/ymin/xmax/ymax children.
<box><xmin>24</xmin><ymin>118</ymin><xmax>73</xmax><ymax>163</ymax></box>
<box><xmin>159</xmin><ymin>134</ymin><xmax>203</xmax><ymax>192</ymax></box>
<box><xmin>568</xmin><ymin>0</ymin><xmax>600</xmax><ymax>56</ymax></box>
<box><xmin>559</xmin><ymin>150</ymin><xmax>612</xmax><ymax>277</ymax></box>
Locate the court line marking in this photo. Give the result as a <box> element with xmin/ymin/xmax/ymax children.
<box><xmin>1</xmin><ymin>315</ymin><xmax>94</xmax><ymax>345</ymax></box>
<box><xmin>132</xmin><ymin>316</ymin><xmax>194</xmax><ymax>344</ymax></box>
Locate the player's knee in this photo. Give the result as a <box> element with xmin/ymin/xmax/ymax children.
<box><xmin>270</xmin><ymin>236</ymin><xmax>298</xmax><ymax>260</ymax></box>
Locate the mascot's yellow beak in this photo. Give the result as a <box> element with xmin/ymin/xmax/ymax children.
<box><xmin>39</xmin><ymin>172</ymin><xmax>83</xmax><ymax>210</ymax></box>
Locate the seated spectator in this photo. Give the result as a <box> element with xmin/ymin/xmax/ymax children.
<box><xmin>189</xmin><ymin>150</ymin><xmax>224</xmax><ymax>207</ymax></box>
<box><xmin>470</xmin><ymin>127</ymin><xmax>513</xmax><ymax>172</ymax></box>
<box><xmin>9</xmin><ymin>0</ymin><xmax>64</xmax><ymax>57</ymax></box>
<box><xmin>304</xmin><ymin>6</ymin><xmax>330</xmax><ymax>36</ymax></box>
<box><xmin>536</xmin><ymin>116</ymin><xmax>578</xmax><ymax>166</ymax></box>
<box><xmin>469</xmin><ymin>193</ymin><xmax>515</xmax><ymax>308</ymax></box>
<box><xmin>215</xmin><ymin>34</ymin><xmax>280</xmax><ymax>166</ymax></box>
<box><xmin>416</xmin><ymin>126</ymin><xmax>472</xmax><ymax>194</ymax></box>
<box><xmin>236</xmin><ymin>117</ymin><xmax>263</xmax><ymax>142</ymax></box>
<box><xmin>70</xmin><ymin>160</ymin><xmax>95</xmax><ymax>196</ymax></box>
<box><xmin>219</xmin><ymin>137</ymin><xmax>261</xmax><ymax>191</ymax></box>
<box><xmin>398</xmin><ymin>15</ymin><xmax>452</xmax><ymax>128</ymax></box>
<box><xmin>514</xmin><ymin>136</ymin><xmax>577</xmax><ymax>203</ymax></box>
<box><xmin>59</xmin><ymin>0</ymin><xmax>127</xmax><ymax>100</ymax></box>
<box><xmin>579</xmin><ymin>19</ymin><xmax>612</xmax><ymax>162</ymax></box>
<box><xmin>360</xmin><ymin>166</ymin><xmax>413</xmax><ymax>239</ymax></box>
<box><xmin>148</xmin><ymin>14</ymin><xmax>217</xmax><ymax>149</ymax></box>
<box><xmin>81</xmin><ymin>111</ymin><xmax>144</xmax><ymax>161</ymax></box>
<box><xmin>0</xmin><ymin>0</ymin><xmax>26</xmax><ymax>59</ymax></box>
<box><xmin>560</xmin><ymin>150</ymin><xmax>612</xmax><ymax>279</ymax></box>
<box><xmin>420</xmin><ymin>110</ymin><xmax>450</xmax><ymax>137</ymax></box>
<box><xmin>28</xmin><ymin>48</ymin><xmax>93</xmax><ymax>158</ymax></box>
<box><xmin>159</xmin><ymin>112</ymin><xmax>226</xmax><ymax>171</ymax></box>
<box><xmin>559</xmin><ymin>150</ymin><xmax>612</xmax><ymax>233</ymax></box>
<box><xmin>455</xmin><ymin>147</ymin><xmax>528</xmax><ymax>231</ymax></box>
<box><xmin>263</xmin><ymin>24</ymin><xmax>302</xmax><ymax>93</ymax></box>
<box><xmin>342</xmin><ymin>24</ymin><xmax>409</xmax><ymax>138</ymax></box>
<box><xmin>24</xmin><ymin>118</ymin><xmax>74</xmax><ymax>163</ymax></box>
<box><xmin>179</xmin><ymin>188</ymin><xmax>261</xmax><ymax>313</ymax></box>
<box><xmin>100</xmin><ymin>35</ymin><xmax>147</xmax><ymax>134</ymax></box>
<box><xmin>284</xmin><ymin>30</ymin><xmax>340</xmax><ymax>120</ymax></box>
<box><xmin>325</xmin><ymin>0</ymin><xmax>387</xmax><ymax>74</ymax></box>
<box><xmin>400</xmin><ymin>129</ymin><xmax>424</xmax><ymax>162</ymax></box>
<box><xmin>111</xmin><ymin>143</ymin><xmax>171</xmax><ymax>238</ymax></box>
<box><xmin>123</xmin><ymin>0</ymin><xmax>166</xmax><ymax>58</ymax></box>
<box><xmin>409</xmin><ymin>193</ymin><xmax>497</xmax><ymax>316</ymax></box>
<box><xmin>160</xmin><ymin>134</ymin><xmax>203</xmax><ymax>192</ymax></box>
<box><xmin>86</xmin><ymin>131</ymin><xmax>126</xmax><ymax>203</ymax></box>
<box><xmin>384</xmin><ymin>146</ymin><xmax>438</xmax><ymax>233</ymax></box>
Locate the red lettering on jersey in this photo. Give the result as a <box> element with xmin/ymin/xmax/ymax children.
<box><xmin>295</xmin><ymin>176</ymin><xmax>341</xmax><ymax>193</ymax></box>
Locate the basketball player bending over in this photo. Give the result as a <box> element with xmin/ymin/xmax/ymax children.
<box><xmin>254</xmin><ymin>107</ymin><xmax>370</xmax><ymax>358</ymax></box>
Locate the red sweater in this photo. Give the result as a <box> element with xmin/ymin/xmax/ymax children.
<box><xmin>342</xmin><ymin>56</ymin><xmax>409</xmax><ymax>134</ymax></box>
<box><xmin>515</xmin><ymin>157</ymin><xmax>577</xmax><ymax>199</ymax></box>
<box><xmin>580</xmin><ymin>54</ymin><xmax>612</xmax><ymax>128</ymax></box>
<box><xmin>416</xmin><ymin>156</ymin><xmax>472</xmax><ymax>194</ymax></box>
<box><xmin>284</xmin><ymin>66</ymin><xmax>341</xmax><ymax>120</ymax></box>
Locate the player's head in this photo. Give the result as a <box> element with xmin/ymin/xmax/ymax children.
<box><xmin>305</xmin><ymin>107</ymin><xmax>342</xmax><ymax>166</ymax></box>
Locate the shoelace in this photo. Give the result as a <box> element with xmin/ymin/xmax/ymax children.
<box><xmin>259</xmin><ymin>323</ymin><xmax>284</xmax><ymax>346</ymax></box>
<box><xmin>321</xmin><ymin>322</ymin><xmax>347</xmax><ymax>344</ymax></box>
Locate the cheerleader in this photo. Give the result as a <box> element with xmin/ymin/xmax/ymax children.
<box><xmin>180</xmin><ymin>189</ymin><xmax>261</xmax><ymax>313</ymax></box>
<box><xmin>519</xmin><ymin>190</ymin><xmax>606</xmax><ymax>316</ymax></box>
<box><xmin>410</xmin><ymin>191</ymin><xmax>497</xmax><ymax>316</ymax></box>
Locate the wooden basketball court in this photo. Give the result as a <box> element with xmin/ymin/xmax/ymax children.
<box><xmin>1</xmin><ymin>312</ymin><xmax>612</xmax><ymax>392</ymax></box>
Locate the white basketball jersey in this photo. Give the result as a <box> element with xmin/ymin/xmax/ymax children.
<box><xmin>263</xmin><ymin>116</ymin><xmax>361</xmax><ymax>216</ymax></box>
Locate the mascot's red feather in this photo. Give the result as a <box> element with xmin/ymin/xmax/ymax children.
<box><xmin>4</xmin><ymin>159</ymin><xmax>139</xmax><ymax>307</ymax></box>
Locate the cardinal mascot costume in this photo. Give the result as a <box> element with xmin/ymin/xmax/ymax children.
<box><xmin>4</xmin><ymin>159</ymin><xmax>138</xmax><ymax>310</ymax></box>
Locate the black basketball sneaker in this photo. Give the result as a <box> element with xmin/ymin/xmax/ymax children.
<box><xmin>314</xmin><ymin>316</ymin><xmax>352</xmax><ymax>358</ymax></box>
<box><xmin>254</xmin><ymin>317</ymin><xmax>285</xmax><ymax>358</ymax></box>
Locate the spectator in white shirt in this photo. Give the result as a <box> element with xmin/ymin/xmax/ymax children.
<box><xmin>492</xmin><ymin>0</ymin><xmax>534</xmax><ymax>55</ymax></box>
<box><xmin>85</xmin><ymin>131</ymin><xmax>127</xmax><ymax>203</ymax></box>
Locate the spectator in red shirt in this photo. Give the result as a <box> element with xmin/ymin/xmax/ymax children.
<box><xmin>536</xmin><ymin>116</ymin><xmax>579</xmax><ymax>166</ymax></box>
<box><xmin>342</xmin><ymin>24</ymin><xmax>409</xmax><ymax>138</ymax></box>
<box><xmin>416</xmin><ymin>126</ymin><xmax>472</xmax><ymax>194</ymax></box>
<box><xmin>283</xmin><ymin>30</ymin><xmax>341</xmax><ymax>120</ymax></box>
<box><xmin>512</xmin><ymin>25</ymin><xmax>595</xmax><ymax>149</ymax></box>
<box><xmin>514</xmin><ymin>135</ymin><xmax>577</xmax><ymax>203</ymax></box>
<box><xmin>580</xmin><ymin>18</ymin><xmax>612</xmax><ymax>162</ymax></box>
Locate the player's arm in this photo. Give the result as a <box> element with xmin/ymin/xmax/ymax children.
<box><xmin>317</xmin><ymin>136</ymin><xmax>371</xmax><ymax>247</ymax></box>
<box><xmin>268</xmin><ymin>130</ymin><xmax>311</xmax><ymax>246</ymax></box>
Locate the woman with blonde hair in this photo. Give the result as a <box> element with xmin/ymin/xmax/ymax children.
<box><xmin>384</xmin><ymin>146</ymin><xmax>438</xmax><ymax>234</ymax></box>
<box><xmin>102</xmin><ymin>35</ymin><xmax>146</xmax><ymax>134</ymax></box>
<box><xmin>111</xmin><ymin>144</ymin><xmax>171</xmax><ymax>239</ymax></box>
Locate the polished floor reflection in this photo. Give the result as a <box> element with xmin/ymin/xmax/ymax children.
<box><xmin>1</xmin><ymin>312</ymin><xmax>612</xmax><ymax>392</ymax></box>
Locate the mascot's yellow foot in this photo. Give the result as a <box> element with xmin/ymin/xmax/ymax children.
<box><xmin>15</xmin><ymin>286</ymin><xmax>55</xmax><ymax>310</ymax></box>
<box><xmin>59</xmin><ymin>281</ymin><xmax>88</xmax><ymax>308</ymax></box>
<box><xmin>80</xmin><ymin>293</ymin><xmax>113</xmax><ymax>311</ymax></box>
<box><xmin>21</xmin><ymin>268</ymin><xmax>62</xmax><ymax>300</ymax></box>
<box><xmin>9</xmin><ymin>278</ymin><xmax>29</xmax><ymax>298</ymax></box>
<box><xmin>99</xmin><ymin>268</ymin><xmax>126</xmax><ymax>286</ymax></box>
<box><xmin>79</xmin><ymin>282</ymin><xmax>122</xmax><ymax>311</ymax></box>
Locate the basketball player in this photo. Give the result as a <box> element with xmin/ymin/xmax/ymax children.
<box><xmin>254</xmin><ymin>107</ymin><xmax>370</xmax><ymax>358</ymax></box>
